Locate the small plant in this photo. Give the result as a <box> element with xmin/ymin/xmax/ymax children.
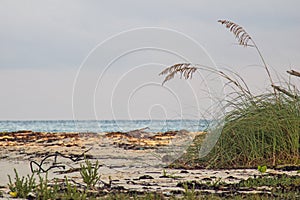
<box><xmin>7</xmin><ymin>168</ymin><xmax>36</xmax><ymax>198</ymax></box>
<box><xmin>183</xmin><ymin>182</ymin><xmax>196</xmax><ymax>200</ymax></box>
<box><xmin>36</xmin><ymin>173</ymin><xmax>59</xmax><ymax>200</ymax></box>
<box><xmin>209</xmin><ymin>177</ymin><xmax>224</xmax><ymax>187</ymax></box>
<box><xmin>63</xmin><ymin>177</ymin><xmax>87</xmax><ymax>200</ymax></box>
<box><xmin>258</xmin><ymin>165</ymin><xmax>267</xmax><ymax>173</ymax></box>
<box><xmin>161</xmin><ymin>169</ymin><xmax>182</xmax><ymax>179</ymax></box>
<box><xmin>80</xmin><ymin>158</ymin><xmax>101</xmax><ymax>189</ymax></box>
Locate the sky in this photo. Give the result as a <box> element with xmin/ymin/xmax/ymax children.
<box><xmin>0</xmin><ymin>0</ymin><xmax>299</xmax><ymax>120</ymax></box>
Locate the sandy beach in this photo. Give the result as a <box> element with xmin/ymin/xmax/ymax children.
<box><xmin>0</xmin><ymin>130</ymin><xmax>298</xmax><ymax>199</ymax></box>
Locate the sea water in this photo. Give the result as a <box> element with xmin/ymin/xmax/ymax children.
<box><xmin>0</xmin><ymin>119</ymin><xmax>208</xmax><ymax>133</ymax></box>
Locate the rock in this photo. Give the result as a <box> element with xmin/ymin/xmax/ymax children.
<box><xmin>180</xmin><ymin>170</ymin><xmax>189</xmax><ymax>174</ymax></box>
<box><xmin>138</xmin><ymin>175</ymin><xmax>154</xmax><ymax>180</ymax></box>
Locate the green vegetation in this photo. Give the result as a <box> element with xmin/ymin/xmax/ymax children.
<box><xmin>178</xmin><ymin>174</ymin><xmax>300</xmax><ymax>199</ymax></box>
<box><xmin>161</xmin><ymin>169</ymin><xmax>183</xmax><ymax>179</ymax></box>
<box><xmin>258</xmin><ymin>165</ymin><xmax>267</xmax><ymax>174</ymax></box>
<box><xmin>4</xmin><ymin>162</ymin><xmax>300</xmax><ymax>199</ymax></box>
<box><xmin>201</xmin><ymin>91</ymin><xmax>300</xmax><ymax>168</ymax></box>
<box><xmin>63</xmin><ymin>177</ymin><xmax>88</xmax><ymax>200</ymax></box>
<box><xmin>8</xmin><ymin>168</ymin><xmax>36</xmax><ymax>198</ymax></box>
<box><xmin>161</xmin><ymin>20</ymin><xmax>300</xmax><ymax>169</ymax></box>
<box><xmin>172</xmin><ymin>91</ymin><xmax>300</xmax><ymax>169</ymax></box>
<box><xmin>36</xmin><ymin>174</ymin><xmax>60</xmax><ymax>200</ymax></box>
<box><xmin>80</xmin><ymin>158</ymin><xmax>101</xmax><ymax>189</ymax></box>
<box><xmin>182</xmin><ymin>182</ymin><xmax>196</xmax><ymax>200</ymax></box>
<box><xmin>6</xmin><ymin>158</ymin><xmax>96</xmax><ymax>199</ymax></box>
<box><xmin>239</xmin><ymin>174</ymin><xmax>300</xmax><ymax>188</ymax></box>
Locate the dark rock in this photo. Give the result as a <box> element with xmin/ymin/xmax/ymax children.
<box><xmin>126</xmin><ymin>180</ymin><xmax>136</xmax><ymax>184</ymax></box>
<box><xmin>226</xmin><ymin>175</ymin><xmax>239</xmax><ymax>180</ymax></box>
<box><xmin>180</xmin><ymin>170</ymin><xmax>189</xmax><ymax>173</ymax></box>
<box><xmin>275</xmin><ymin>165</ymin><xmax>300</xmax><ymax>171</ymax></box>
<box><xmin>159</xmin><ymin>175</ymin><xmax>170</xmax><ymax>178</ymax></box>
<box><xmin>202</xmin><ymin>177</ymin><xmax>212</xmax><ymax>181</ymax></box>
<box><xmin>138</xmin><ymin>175</ymin><xmax>154</xmax><ymax>180</ymax></box>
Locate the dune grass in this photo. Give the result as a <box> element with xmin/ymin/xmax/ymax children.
<box><xmin>199</xmin><ymin>92</ymin><xmax>300</xmax><ymax>168</ymax></box>
<box><xmin>162</xmin><ymin>20</ymin><xmax>300</xmax><ymax>169</ymax></box>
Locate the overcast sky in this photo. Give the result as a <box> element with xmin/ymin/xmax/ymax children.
<box><xmin>0</xmin><ymin>0</ymin><xmax>299</xmax><ymax>120</ymax></box>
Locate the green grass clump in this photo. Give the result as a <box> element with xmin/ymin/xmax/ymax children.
<box><xmin>170</xmin><ymin>88</ymin><xmax>300</xmax><ymax>169</ymax></box>
<box><xmin>202</xmin><ymin>93</ymin><xmax>300</xmax><ymax>168</ymax></box>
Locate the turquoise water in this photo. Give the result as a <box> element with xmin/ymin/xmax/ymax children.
<box><xmin>0</xmin><ymin>120</ymin><xmax>208</xmax><ymax>133</ymax></box>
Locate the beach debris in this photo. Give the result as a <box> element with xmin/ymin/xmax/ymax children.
<box><xmin>105</xmin><ymin>129</ymin><xmax>190</xmax><ymax>149</ymax></box>
<box><xmin>0</xmin><ymin>130</ymin><xmax>299</xmax><ymax>198</ymax></box>
<box><xmin>0</xmin><ymin>130</ymin><xmax>81</xmax><ymax>147</ymax></box>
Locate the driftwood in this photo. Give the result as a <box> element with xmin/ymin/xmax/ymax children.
<box><xmin>30</xmin><ymin>147</ymin><xmax>93</xmax><ymax>173</ymax></box>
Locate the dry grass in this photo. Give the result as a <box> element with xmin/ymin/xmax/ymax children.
<box><xmin>218</xmin><ymin>20</ymin><xmax>253</xmax><ymax>47</ymax></box>
<box><xmin>218</xmin><ymin>19</ymin><xmax>274</xmax><ymax>87</ymax></box>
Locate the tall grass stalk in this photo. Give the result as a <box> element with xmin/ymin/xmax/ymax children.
<box><xmin>218</xmin><ymin>20</ymin><xmax>275</xmax><ymax>88</ymax></box>
<box><xmin>160</xmin><ymin>20</ymin><xmax>300</xmax><ymax>168</ymax></box>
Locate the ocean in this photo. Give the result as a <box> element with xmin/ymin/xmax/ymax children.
<box><xmin>0</xmin><ymin>119</ymin><xmax>208</xmax><ymax>133</ymax></box>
